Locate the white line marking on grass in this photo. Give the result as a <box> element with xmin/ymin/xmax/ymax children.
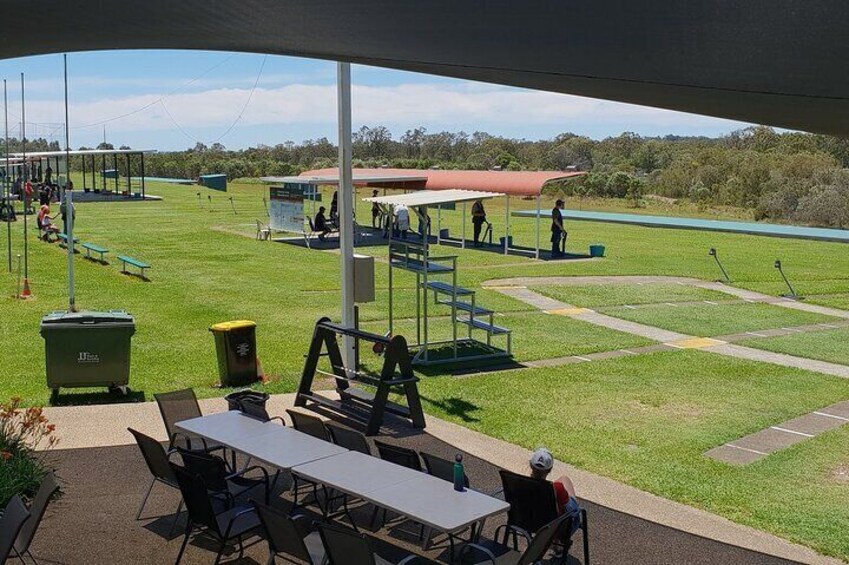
<box><xmin>726</xmin><ymin>444</ymin><xmax>768</xmax><ymax>456</ymax></box>
<box><xmin>624</xmin><ymin>305</ymin><xmax>636</xmax><ymax>309</ymax></box>
<box><xmin>665</xmin><ymin>303</ymin><xmax>678</xmax><ymax>307</ymax></box>
<box><xmin>704</xmin><ymin>301</ymin><xmax>719</xmax><ymax>305</ymax></box>
<box><xmin>821</xmin><ymin>324</ymin><xmax>839</xmax><ymax>329</ymax></box>
<box><xmin>574</xmin><ymin>356</ymin><xmax>593</xmax><ymax>362</ymax></box>
<box><xmin>745</xmin><ymin>332</ymin><xmax>768</xmax><ymax>337</ymax></box>
<box><xmin>814</xmin><ymin>411</ymin><xmax>849</xmax><ymax>422</ymax></box>
<box><xmin>770</xmin><ymin>426</ymin><xmax>814</xmax><ymax>438</ymax></box>
<box><xmin>621</xmin><ymin>350</ymin><xmax>638</xmax><ymax>355</ymax></box>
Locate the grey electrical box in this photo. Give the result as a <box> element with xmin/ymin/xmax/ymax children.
<box><xmin>353</xmin><ymin>254</ymin><xmax>375</xmax><ymax>303</ymax></box>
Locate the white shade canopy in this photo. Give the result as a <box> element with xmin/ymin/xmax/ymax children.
<box><xmin>364</xmin><ymin>189</ymin><xmax>500</xmax><ymax>208</ymax></box>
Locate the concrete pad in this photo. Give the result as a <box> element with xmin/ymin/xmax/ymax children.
<box><xmin>731</xmin><ymin>427</ymin><xmax>807</xmax><ymax>454</ymax></box>
<box><xmin>781</xmin><ymin>412</ymin><xmax>848</xmax><ymax>435</ymax></box>
<box><xmin>667</xmin><ymin>337</ymin><xmax>726</xmax><ymax>349</ymax></box>
<box><xmin>818</xmin><ymin>400</ymin><xmax>849</xmax><ymax>419</ymax></box>
<box><xmin>497</xmin><ymin>287</ymin><xmax>569</xmax><ymax>311</ymax></box>
<box><xmin>546</xmin><ymin>307</ymin><xmax>593</xmax><ymax>316</ymax></box>
<box><xmin>573</xmin><ymin>311</ymin><xmax>691</xmax><ymax>342</ymax></box>
<box><xmin>705</xmin><ymin>444</ymin><xmax>766</xmax><ymax>465</ymax></box>
<box><xmin>704</xmin><ymin>343</ymin><xmax>849</xmax><ymax>379</ymax></box>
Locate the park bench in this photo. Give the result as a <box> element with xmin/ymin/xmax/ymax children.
<box><xmin>82</xmin><ymin>242</ymin><xmax>109</xmax><ymax>263</ymax></box>
<box><xmin>117</xmin><ymin>255</ymin><xmax>151</xmax><ymax>279</ymax></box>
<box><xmin>58</xmin><ymin>233</ymin><xmax>80</xmax><ymax>250</ymax></box>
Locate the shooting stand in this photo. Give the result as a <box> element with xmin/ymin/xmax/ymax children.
<box><xmin>295</xmin><ymin>317</ymin><xmax>426</xmax><ymax>436</ymax></box>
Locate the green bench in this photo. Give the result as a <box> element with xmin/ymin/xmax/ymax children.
<box><xmin>117</xmin><ymin>255</ymin><xmax>151</xmax><ymax>279</ymax></box>
<box><xmin>82</xmin><ymin>243</ymin><xmax>109</xmax><ymax>263</ymax></box>
<box><xmin>57</xmin><ymin>233</ymin><xmax>80</xmax><ymax>250</ymax></box>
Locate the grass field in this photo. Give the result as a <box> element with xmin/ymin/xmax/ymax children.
<box><xmin>418</xmin><ymin>350</ymin><xmax>849</xmax><ymax>560</ymax></box>
<box><xmin>739</xmin><ymin>327</ymin><xmax>849</xmax><ymax>366</ymax></box>
<box><xmin>597</xmin><ymin>302</ymin><xmax>837</xmax><ymax>337</ymax></box>
<box><xmin>4</xmin><ymin>178</ymin><xmax>849</xmax><ymax>559</ymax></box>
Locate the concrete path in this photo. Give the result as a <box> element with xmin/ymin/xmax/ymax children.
<box><xmin>40</xmin><ymin>395</ymin><xmax>844</xmax><ymax>565</ymax></box>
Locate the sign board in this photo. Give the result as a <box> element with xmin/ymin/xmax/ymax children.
<box><xmin>269</xmin><ymin>183</ymin><xmax>308</xmax><ymax>232</ymax></box>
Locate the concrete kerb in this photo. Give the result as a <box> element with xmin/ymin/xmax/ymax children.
<box><xmin>40</xmin><ymin>392</ymin><xmax>844</xmax><ymax>565</ymax></box>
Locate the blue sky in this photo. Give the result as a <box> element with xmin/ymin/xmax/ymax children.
<box><xmin>0</xmin><ymin>50</ymin><xmax>750</xmax><ymax>151</ymax></box>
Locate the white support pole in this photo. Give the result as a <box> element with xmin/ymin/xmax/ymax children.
<box><xmin>64</xmin><ymin>54</ymin><xmax>75</xmax><ymax>312</ymax></box>
<box><xmin>504</xmin><ymin>195</ymin><xmax>510</xmax><ymax>255</ymax></box>
<box><xmin>461</xmin><ymin>202</ymin><xmax>466</xmax><ymax>249</ymax></box>
<box><xmin>337</xmin><ymin>62</ymin><xmax>355</xmax><ymax>368</ymax></box>
<box><xmin>535</xmin><ymin>194</ymin><xmax>541</xmax><ymax>260</ymax></box>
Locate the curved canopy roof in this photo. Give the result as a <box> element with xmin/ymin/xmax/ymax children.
<box><xmin>0</xmin><ymin>1</ymin><xmax>847</xmax><ymax>136</ymax></box>
<box><xmin>300</xmin><ymin>168</ymin><xmax>584</xmax><ymax>197</ymax></box>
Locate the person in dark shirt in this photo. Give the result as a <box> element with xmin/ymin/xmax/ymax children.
<box><xmin>314</xmin><ymin>206</ymin><xmax>332</xmax><ymax>241</ymax></box>
<box><xmin>371</xmin><ymin>189</ymin><xmax>381</xmax><ymax>228</ymax></box>
<box><xmin>551</xmin><ymin>199</ymin><xmax>566</xmax><ymax>257</ymax></box>
<box><xmin>471</xmin><ymin>199</ymin><xmax>487</xmax><ymax>246</ymax></box>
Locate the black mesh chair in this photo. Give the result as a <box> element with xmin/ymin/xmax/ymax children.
<box><xmin>239</xmin><ymin>400</ymin><xmax>286</xmax><ymax>424</ymax></box>
<box><xmin>254</xmin><ymin>502</ymin><xmax>326</xmax><ymax>564</ymax></box>
<box><xmin>286</xmin><ymin>409</ymin><xmax>329</xmax><ymax>441</ymax></box>
<box><xmin>178</xmin><ymin>447</ymin><xmax>271</xmax><ymax>506</ymax></box>
<box><xmin>498</xmin><ymin>469</ymin><xmax>589</xmax><ymax>564</ymax></box>
<box><xmin>326</xmin><ymin>421</ymin><xmax>371</xmax><ymax>455</ymax></box>
<box><xmin>155</xmin><ymin>389</ymin><xmax>221</xmax><ymax>452</ymax></box>
<box><xmin>14</xmin><ymin>471</ymin><xmax>60</xmax><ymax>564</ymax></box>
<box><xmin>128</xmin><ymin>427</ymin><xmax>184</xmax><ymax>534</ymax></box>
<box><xmin>420</xmin><ymin>452</ymin><xmax>469</xmax><ymax>489</ymax></box>
<box><xmin>459</xmin><ymin>512</ymin><xmax>573</xmax><ymax>565</ymax></box>
<box><xmin>373</xmin><ymin>440</ymin><xmax>422</xmax><ymax>471</ymax></box>
<box><xmin>316</xmin><ymin>522</ymin><xmax>422</xmax><ymax>565</ymax></box>
<box><xmin>0</xmin><ymin>496</ymin><xmax>31</xmax><ymax>563</ymax></box>
<box><xmin>171</xmin><ymin>463</ymin><xmax>262</xmax><ymax>565</ymax></box>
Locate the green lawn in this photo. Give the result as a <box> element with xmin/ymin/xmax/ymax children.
<box><xmin>418</xmin><ymin>350</ymin><xmax>849</xmax><ymax>560</ymax></box>
<box><xmin>739</xmin><ymin>327</ymin><xmax>849</xmax><ymax>366</ymax></box>
<box><xmin>598</xmin><ymin>302</ymin><xmax>837</xmax><ymax>337</ymax></box>
<box><xmin>531</xmin><ymin>282</ymin><xmax>729</xmax><ymax>308</ymax></box>
<box><xmin>5</xmin><ymin>177</ymin><xmax>849</xmax><ymax>558</ymax></box>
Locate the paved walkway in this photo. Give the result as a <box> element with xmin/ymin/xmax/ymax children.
<box><xmin>40</xmin><ymin>395</ymin><xmax>844</xmax><ymax>565</ymax></box>
<box><xmin>484</xmin><ymin>276</ymin><xmax>849</xmax><ymax>465</ymax></box>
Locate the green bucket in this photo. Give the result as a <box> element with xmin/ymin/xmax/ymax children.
<box><xmin>589</xmin><ymin>244</ymin><xmax>605</xmax><ymax>257</ymax></box>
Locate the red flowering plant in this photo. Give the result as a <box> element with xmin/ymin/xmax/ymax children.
<box><xmin>0</xmin><ymin>397</ymin><xmax>60</xmax><ymax>507</ymax></box>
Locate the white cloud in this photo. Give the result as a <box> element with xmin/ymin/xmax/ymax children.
<box><xmin>16</xmin><ymin>82</ymin><xmax>746</xmax><ymax>141</ymax></box>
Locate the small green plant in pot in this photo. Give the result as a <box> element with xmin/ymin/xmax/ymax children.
<box><xmin>0</xmin><ymin>397</ymin><xmax>59</xmax><ymax>507</ymax></box>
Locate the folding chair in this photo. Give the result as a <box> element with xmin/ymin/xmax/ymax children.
<box><xmin>326</xmin><ymin>421</ymin><xmax>371</xmax><ymax>455</ymax></box>
<box><xmin>128</xmin><ymin>428</ymin><xmax>184</xmax><ymax>535</ymax></box>
<box><xmin>316</xmin><ymin>522</ymin><xmax>422</xmax><ymax>565</ymax></box>
<box><xmin>254</xmin><ymin>502</ymin><xmax>326</xmax><ymax>564</ymax></box>
<box><xmin>459</xmin><ymin>512</ymin><xmax>574</xmax><ymax>565</ymax></box>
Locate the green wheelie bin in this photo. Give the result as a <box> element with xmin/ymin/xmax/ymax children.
<box><xmin>210</xmin><ymin>320</ymin><xmax>258</xmax><ymax>387</ymax></box>
<box><xmin>40</xmin><ymin>310</ymin><xmax>136</xmax><ymax>400</ymax></box>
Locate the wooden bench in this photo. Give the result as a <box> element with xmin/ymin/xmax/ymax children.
<box><xmin>117</xmin><ymin>255</ymin><xmax>151</xmax><ymax>279</ymax></box>
<box><xmin>82</xmin><ymin>243</ymin><xmax>109</xmax><ymax>263</ymax></box>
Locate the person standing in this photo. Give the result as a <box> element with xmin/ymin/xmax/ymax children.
<box><xmin>371</xmin><ymin>189</ymin><xmax>381</xmax><ymax>229</ymax></box>
<box><xmin>471</xmin><ymin>199</ymin><xmax>487</xmax><ymax>246</ymax></box>
<box><xmin>551</xmin><ymin>199</ymin><xmax>566</xmax><ymax>258</ymax></box>
<box><xmin>44</xmin><ymin>164</ymin><xmax>53</xmax><ymax>185</ymax></box>
<box><xmin>60</xmin><ymin>198</ymin><xmax>75</xmax><ymax>235</ymax></box>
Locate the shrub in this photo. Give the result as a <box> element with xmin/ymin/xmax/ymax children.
<box><xmin>0</xmin><ymin>398</ymin><xmax>59</xmax><ymax>507</ymax></box>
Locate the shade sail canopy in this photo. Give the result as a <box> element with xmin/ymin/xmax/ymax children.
<box><xmin>10</xmin><ymin>149</ymin><xmax>156</xmax><ymax>158</ymax></box>
<box><xmin>301</xmin><ymin>168</ymin><xmax>584</xmax><ymax>197</ymax></box>
<box><xmin>0</xmin><ymin>1</ymin><xmax>847</xmax><ymax>136</ymax></box>
<box><xmin>364</xmin><ymin>189</ymin><xmax>500</xmax><ymax>208</ymax></box>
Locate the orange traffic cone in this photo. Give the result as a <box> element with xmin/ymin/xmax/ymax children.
<box><xmin>19</xmin><ymin>278</ymin><xmax>32</xmax><ymax>299</ymax></box>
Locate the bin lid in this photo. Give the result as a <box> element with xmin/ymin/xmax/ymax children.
<box><xmin>210</xmin><ymin>320</ymin><xmax>256</xmax><ymax>331</ymax></box>
<box><xmin>41</xmin><ymin>310</ymin><xmax>135</xmax><ymax>325</ymax></box>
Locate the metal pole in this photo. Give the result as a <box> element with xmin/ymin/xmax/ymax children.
<box><xmin>535</xmin><ymin>194</ymin><xmax>541</xmax><ymax>259</ymax></box>
<box><xmin>126</xmin><ymin>154</ymin><xmax>131</xmax><ymax>194</ymax></box>
<box><xmin>64</xmin><ymin>54</ymin><xmax>75</xmax><ymax>312</ymax></box>
<box><xmin>81</xmin><ymin>150</ymin><xmax>86</xmax><ymax>191</ymax></box>
<box><xmin>337</xmin><ymin>62</ymin><xmax>356</xmax><ymax>369</ymax></box>
<box><xmin>4</xmin><ymin>79</ymin><xmax>11</xmax><ymax>272</ymax></box>
<box><xmin>113</xmin><ymin>153</ymin><xmax>118</xmax><ymax>192</ymax></box>
<box><xmin>504</xmin><ymin>195</ymin><xmax>510</xmax><ymax>255</ymax></box>
<box><xmin>140</xmin><ymin>152</ymin><xmax>145</xmax><ymax>199</ymax></box>
<box><xmin>461</xmin><ymin>202</ymin><xmax>466</xmax><ymax>249</ymax></box>
<box><xmin>21</xmin><ymin>73</ymin><xmax>27</xmax><ymax>281</ymax></box>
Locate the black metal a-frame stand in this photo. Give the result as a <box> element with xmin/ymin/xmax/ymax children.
<box><xmin>295</xmin><ymin>317</ymin><xmax>426</xmax><ymax>436</ymax></box>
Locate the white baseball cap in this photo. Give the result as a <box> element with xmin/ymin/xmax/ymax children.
<box><xmin>529</xmin><ymin>447</ymin><xmax>554</xmax><ymax>471</ymax></box>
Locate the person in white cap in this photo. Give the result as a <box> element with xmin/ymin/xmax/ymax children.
<box><xmin>529</xmin><ymin>447</ymin><xmax>582</xmax><ymax>537</ymax></box>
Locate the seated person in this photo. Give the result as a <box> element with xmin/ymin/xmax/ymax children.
<box><xmin>529</xmin><ymin>447</ymin><xmax>582</xmax><ymax>539</ymax></box>
<box><xmin>314</xmin><ymin>206</ymin><xmax>332</xmax><ymax>241</ymax></box>
<box><xmin>37</xmin><ymin>205</ymin><xmax>59</xmax><ymax>242</ymax></box>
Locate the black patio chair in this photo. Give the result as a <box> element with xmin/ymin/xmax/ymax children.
<box><xmin>0</xmin><ymin>496</ymin><xmax>31</xmax><ymax>563</ymax></box>
<box><xmin>254</xmin><ymin>502</ymin><xmax>326</xmax><ymax>564</ymax></box>
<box><xmin>420</xmin><ymin>452</ymin><xmax>470</xmax><ymax>489</ymax></box>
<box><xmin>372</xmin><ymin>440</ymin><xmax>425</xmax><ymax>534</ymax></box>
<box><xmin>373</xmin><ymin>440</ymin><xmax>422</xmax><ymax>471</ymax></box>
<box><xmin>458</xmin><ymin>512</ymin><xmax>573</xmax><ymax>565</ymax></box>
<box><xmin>14</xmin><ymin>471</ymin><xmax>60</xmax><ymax>564</ymax></box>
<box><xmin>172</xmin><ymin>463</ymin><xmax>262</xmax><ymax>565</ymax></box>
<box><xmin>286</xmin><ymin>409</ymin><xmax>329</xmax><ymax>441</ymax></box>
<box><xmin>316</xmin><ymin>522</ymin><xmax>422</xmax><ymax>565</ymax></box>
<box><xmin>177</xmin><ymin>447</ymin><xmax>271</xmax><ymax>507</ymax></box>
<box><xmin>155</xmin><ymin>388</ymin><xmax>222</xmax><ymax>452</ymax></box>
<box><xmin>326</xmin><ymin>421</ymin><xmax>371</xmax><ymax>455</ymax></box>
<box><xmin>238</xmin><ymin>400</ymin><xmax>285</xmax><ymax>425</ymax></box>
<box><xmin>497</xmin><ymin>469</ymin><xmax>589</xmax><ymax>564</ymax></box>
<box><xmin>128</xmin><ymin>427</ymin><xmax>185</xmax><ymax>534</ymax></box>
